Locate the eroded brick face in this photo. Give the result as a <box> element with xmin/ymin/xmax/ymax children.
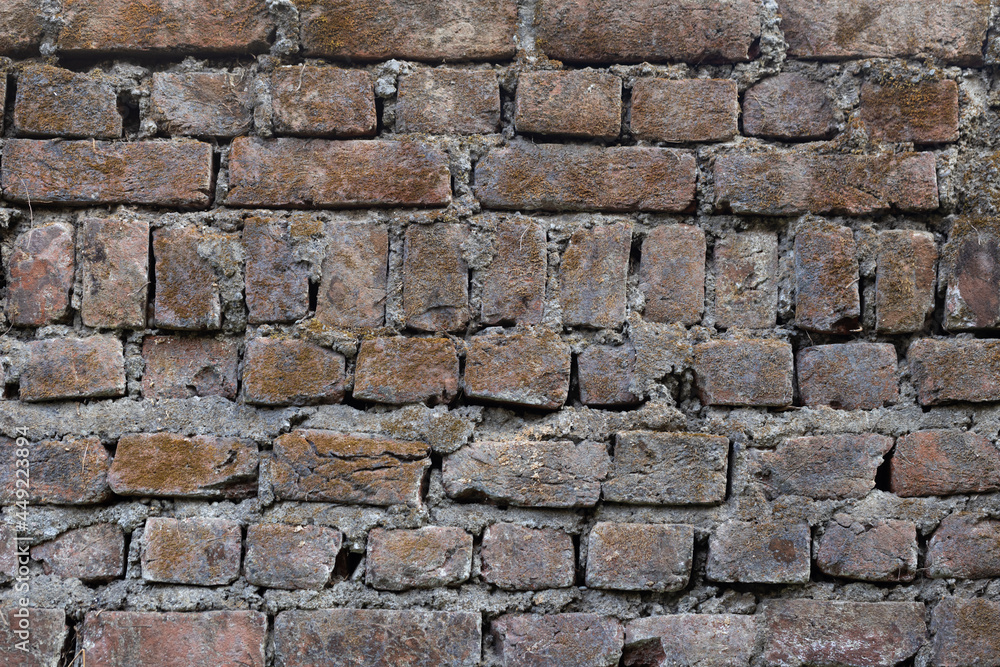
<box><xmin>493</xmin><ymin>614</ymin><xmax>624</xmax><ymax>667</ymax></box>
<box><xmin>80</xmin><ymin>218</ymin><xmax>149</xmax><ymax>329</ymax></box>
<box><xmin>366</xmin><ymin>526</ymin><xmax>472</xmax><ymax>590</ymax></box>
<box><xmin>271</xmin><ymin>67</ymin><xmax>376</xmax><ymax>137</ymax></box>
<box><xmin>7</xmin><ymin>222</ymin><xmax>75</xmax><ymax>327</ymax></box>
<box><xmin>586</xmin><ymin>522</ymin><xmax>694</xmax><ymax>592</ymax></box>
<box><xmin>14</xmin><ymin>64</ymin><xmax>122</xmax><ymax>138</ymax></box>
<box><xmin>141</xmin><ymin>517</ymin><xmax>242</xmax><ymax>585</ymax></box>
<box><xmin>397</xmin><ymin>69</ymin><xmax>500</xmax><ymax>135</ymax></box>
<box><xmin>515</xmin><ymin>71</ymin><xmax>622</xmax><ymax>140</ymax></box>
<box><xmin>480</xmin><ymin>524</ymin><xmax>575</xmax><ymax>590</ymax></box>
<box><xmin>244</xmin><ymin>523</ymin><xmax>342</xmax><ymax>590</ymax></box>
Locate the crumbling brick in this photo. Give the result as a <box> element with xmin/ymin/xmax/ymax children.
<box><xmin>366</xmin><ymin>527</ymin><xmax>472</xmax><ymax>590</ymax></box>
<box><xmin>586</xmin><ymin>522</ymin><xmax>694</xmax><ymax>592</ymax></box>
<box><xmin>480</xmin><ymin>524</ymin><xmax>575</xmax><ymax>590</ymax></box>
<box><xmin>31</xmin><ymin>523</ymin><xmax>125</xmax><ymax>582</ymax></box>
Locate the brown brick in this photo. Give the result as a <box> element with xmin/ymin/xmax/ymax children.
<box><xmin>578</xmin><ymin>344</ymin><xmax>639</xmax><ymax>406</ymax></box>
<box><xmin>244</xmin><ymin>523</ymin><xmax>342</xmax><ymax>590</ymax></box>
<box><xmin>226</xmin><ymin>137</ymin><xmax>452</xmax><ymax>208</ymax></box>
<box><xmin>151</xmin><ymin>226</ymin><xmax>223</xmax><ymax>330</ymax></box>
<box><xmin>271</xmin><ymin>66</ymin><xmax>375</xmax><ymax>137</ymax></box>
<box><xmin>932</xmin><ymin>598</ymin><xmax>1000</xmax><ymax>667</ymax></box>
<box><xmin>80</xmin><ymin>218</ymin><xmax>148</xmax><ymax>329</ymax></box>
<box><xmin>743</xmin><ymin>73</ymin><xmax>836</xmax><ymax>140</ymax></box>
<box><xmin>243</xmin><ymin>338</ymin><xmax>345</xmax><ymax>406</ymax></box>
<box><xmin>891</xmin><ymin>430</ymin><xmax>1000</xmax><ymax>497</ymax></box>
<box><xmin>816</xmin><ymin>517</ymin><xmax>917</xmax><ymax>582</ymax></box>
<box><xmin>0</xmin><ymin>524</ymin><xmax>16</xmax><ymax>583</ymax></box>
<box><xmin>274</xmin><ymin>609</ymin><xmax>481</xmax><ymax>667</ymax></box>
<box><xmin>943</xmin><ymin>218</ymin><xmax>1000</xmax><ymax>330</ymax></box>
<box><xmin>141</xmin><ymin>516</ymin><xmax>241</xmax><ymax>585</ymax></box>
<box><xmin>604</xmin><ymin>431</ymin><xmax>728</xmax><ymax>506</ymax></box>
<box><xmin>109</xmin><ymin>433</ymin><xmax>258</xmax><ymax>499</ymax></box>
<box><xmin>30</xmin><ymin>523</ymin><xmax>125</xmax><ymax>582</ymax></box>
<box><xmin>927</xmin><ymin>513</ymin><xmax>1000</xmax><ymax>579</ymax></box>
<box><xmin>707</xmin><ymin>520</ymin><xmax>810</xmax><ymax>584</ymax></box>
<box><xmin>797</xmin><ymin>343</ymin><xmax>898</xmax><ymax>410</ymax></box>
<box><xmin>859</xmin><ymin>80</ymin><xmax>959</xmax><ymax>144</ymax></box>
<box><xmin>875</xmin><ymin>229</ymin><xmax>937</xmax><ymax>333</ymax></box>
<box><xmin>480</xmin><ymin>523</ymin><xmax>574</xmax><ymax>590</ymax></box>
<box><xmin>150</xmin><ymin>71</ymin><xmax>252</xmax><ymax>137</ymax></box>
<box><xmin>480</xmin><ymin>217</ymin><xmax>547</xmax><ymax>325</ymax></box>
<box><xmin>244</xmin><ymin>216</ymin><xmax>309</xmax><ymax>324</ymax></box>
<box><xmin>908</xmin><ymin>338</ymin><xmax>1000</xmax><ymax>406</ymax></box>
<box><xmin>397</xmin><ymin>69</ymin><xmax>500</xmax><ymax>135</ymax></box>
<box><xmin>6</xmin><ymin>222</ymin><xmax>75</xmax><ymax>327</ymax></box>
<box><xmin>515</xmin><ymin>70</ymin><xmax>622</xmax><ymax>140</ymax></box>
<box><xmin>316</xmin><ymin>221</ymin><xmax>388</xmax><ymax>328</ymax></box>
<box><xmin>0</xmin><ymin>436</ymin><xmax>110</xmax><ymax>504</ymax></box>
<box><xmin>778</xmin><ymin>0</ymin><xmax>988</xmax><ymax>66</ymax></box>
<box><xmin>366</xmin><ymin>526</ymin><xmax>472</xmax><ymax>590</ymax></box>
<box><xmin>443</xmin><ymin>439</ymin><xmax>609</xmax><ymax>508</ymax></box>
<box><xmin>537</xmin><ymin>0</ymin><xmax>760</xmax><ymax>64</ymax></box>
<box><xmin>560</xmin><ymin>221</ymin><xmax>631</xmax><ymax>328</ymax></box>
<box><xmin>464</xmin><ymin>328</ymin><xmax>571</xmax><ymax>410</ymax></box>
<box><xmin>353</xmin><ymin>337</ymin><xmax>460</xmax><ymax>405</ymax></box>
<box><xmin>693</xmin><ymin>339</ymin><xmax>793</xmax><ymax>407</ymax></box>
<box><xmin>476</xmin><ymin>144</ymin><xmax>697</xmax><ymax>212</ymax></box>
<box><xmin>14</xmin><ymin>64</ymin><xmax>121</xmax><ymax>138</ymax></box>
<box><xmin>403</xmin><ymin>224</ymin><xmax>469</xmax><ymax>332</ymax></box>
<box><xmin>141</xmin><ymin>336</ymin><xmax>239</xmax><ymax>399</ymax></box>
<box><xmin>58</xmin><ymin>0</ymin><xmax>273</xmax><ymax>55</ymax></box>
<box><xmin>795</xmin><ymin>221</ymin><xmax>860</xmax><ymax>334</ymax></box>
<box><xmin>586</xmin><ymin>522</ymin><xmax>693</xmax><ymax>592</ymax></box>
<box><xmin>753</xmin><ymin>434</ymin><xmax>894</xmax><ymax>500</ymax></box>
<box><xmin>639</xmin><ymin>224</ymin><xmax>705</xmax><ymax>325</ymax></box>
<box><xmin>272</xmin><ymin>429</ymin><xmax>430</xmax><ymax>506</ymax></box>
<box><xmin>631</xmin><ymin>79</ymin><xmax>738</xmax><ymax>143</ymax></box>
<box><xmin>22</xmin><ymin>336</ymin><xmax>125</xmax><ymax>401</ymax></box>
<box><xmin>0</xmin><ymin>609</ymin><xmax>66</xmax><ymax>667</ymax></box>
<box><xmin>1</xmin><ymin>139</ymin><xmax>213</xmax><ymax>207</ymax></box>
<box><xmin>762</xmin><ymin>600</ymin><xmax>926</xmax><ymax>667</ymax></box>
<box><xmin>0</xmin><ymin>0</ymin><xmax>43</xmax><ymax>55</ymax></box>
<box><xmin>714</xmin><ymin>230</ymin><xmax>779</xmax><ymax>329</ymax></box>
<box><xmin>624</xmin><ymin>615</ymin><xmax>759</xmax><ymax>667</ymax></box>
<box><xmin>715</xmin><ymin>152</ymin><xmax>939</xmax><ymax>216</ymax></box>
<box><xmin>81</xmin><ymin>611</ymin><xmax>267</xmax><ymax>667</ymax></box>
<box><xmin>493</xmin><ymin>614</ymin><xmax>624</xmax><ymax>667</ymax></box>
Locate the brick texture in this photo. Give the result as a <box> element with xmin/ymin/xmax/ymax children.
<box><xmin>578</xmin><ymin>344</ymin><xmax>639</xmax><ymax>407</ymax></box>
<box><xmin>271</xmin><ymin>66</ymin><xmax>375</xmax><ymax>137</ymax></box>
<box><xmin>14</xmin><ymin>64</ymin><xmax>122</xmax><ymax>138</ymax></box>
<box><xmin>639</xmin><ymin>224</ymin><xmax>705</xmax><ymax>325</ymax></box>
<box><xmin>244</xmin><ymin>523</ymin><xmax>342</xmax><ymax>590</ymax></box>
<box><xmin>7</xmin><ymin>222</ymin><xmax>75</xmax><ymax>327</ymax></box>
<box><xmin>403</xmin><ymin>224</ymin><xmax>469</xmax><ymax>332</ymax></box>
<box><xmin>0</xmin><ymin>436</ymin><xmax>111</xmax><ymax>504</ymax></box>
<box><xmin>927</xmin><ymin>513</ymin><xmax>1000</xmax><ymax>579</ymax></box>
<box><xmin>515</xmin><ymin>71</ymin><xmax>622</xmax><ymax>140</ymax></box>
<box><xmin>624</xmin><ymin>615</ymin><xmax>758</xmax><ymax>667</ymax></box>
<box><xmin>797</xmin><ymin>343</ymin><xmax>898</xmax><ymax>410</ymax></box>
<box><xmin>743</xmin><ymin>73</ymin><xmax>836</xmax><ymax>140</ymax></box>
<box><xmin>0</xmin><ymin>609</ymin><xmax>66</xmax><ymax>667</ymax></box>
<box><xmin>366</xmin><ymin>526</ymin><xmax>472</xmax><ymax>590</ymax></box>
<box><xmin>80</xmin><ymin>218</ymin><xmax>149</xmax><ymax>329</ymax></box>
<box><xmin>353</xmin><ymin>337</ymin><xmax>460</xmax><ymax>405</ymax></box>
<box><xmin>909</xmin><ymin>338</ymin><xmax>1000</xmax><ymax>405</ymax></box>
<box><xmin>493</xmin><ymin>614</ymin><xmax>624</xmax><ymax>667</ymax></box>
<box><xmin>815</xmin><ymin>517</ymin><xmax>917</xmax><ymax>582</ymax></box>
<box><xmin>858</xmin><ymin>79</ymin><xmax>960</xmax><ymax>144</ymax></box>
<box><xmin>891</xmin><ymin>430</ymin><xmax>1000</xmax><ymax>497</ymax></box>
<box><xmin>794</xmin><ymin>221</ymin><xmax>861</xmax><ymax>334</ymax></box>
<box><xmin>150</xmin><ymin>71</ymin><xmax>253</xmax><ymax>138</ymax></box>
<box><xmin>714</xmin><ymin>230</ymin><xmax>779</xmax><ymax>329</ymax></box>
<box><xmin>560</xmin><ymin>221</ymin><xmax>632</xmax><ymax>328</ymax></box>
<box><xmin>480</xmin><ymin>524</ymin><xmax>575</xmax><ymax>590</ymax></box>
<box><xmin>141</xmin><ymin>517</ymin><xmax>242</xmax><ymax>585</ymax></box>
<box><xmin>480</xmin><ymin>217</ymin><xmax>547</xmax><ymax>325</ymax></box>
<box><xmin>142</xmin><ymin>336</ymin><xmax>239</xmax><ymax>399</ymax></box>
<box><xmin>875</xmin><ymin>229</ymin><xmax>937</xmax><ymax>333</ymax></box>
<box><xmin>464</xmin><ymin>328</ymin><xmax>571</xmax><ymax>410</ymax></box>
<box><xmin>0</xmin><ymin>0</ymin><xmax>44</xmax><ymax>55</ymax></box>
<box><xmin>694</xmin><ymin>340</ymin><xmax>794</xmax><ymax>407</ymax></box>
<box><xmin>706</xmin><ymin>520</ymin><xmax>811</xmax><ymax>584</ymax></box>
<box><xmin>31</xmin><ymin>523</ymin><xmax>125</xmax><ymax>582</ymax></box>
<box><xmin>631</xmin><ymin>79</ymin><xmax>739</xmax><ymax>143</ymax></box>
<box><xmin>151</xmin><ymin>226</ymin><xmax>225</xmax><ymax>330</ymax></box>
<box><xmin>397</xmin><ymin>69</ymin><xmax>500</xmax><ymax>135</ymax></box>
<box><xmin>932</xmin><ymin>598</ymin><xmax>1000</xmax><ymax>667</ymax></box>
<box><xmin>586</xmin><ymin>522</ymin><xmax>694</xmax><ymax>592</ymax></box>
<box><xmin>316</xmin><ymin>222</ymin><xmax>389</xmax><ymax>329</ymax></box>
<box><xmin>243</xmin><ymin>338</ymin><xmax>345</xmax><ymax>406</ymax></box>
<box><xmin>21</xmin><ymin>336</ymin><xmax>126</xmax><ymax>402</ymax></box>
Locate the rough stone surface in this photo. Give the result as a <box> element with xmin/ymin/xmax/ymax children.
<box><xmin>151</xmin><ymin>226</ymin><xmax>223</xmax><ymax>330</ymax></box>
<box><xmin>480</xmin><ymin>217</ymin><xmax>547</xmax><ymax>326</ymax></box>
<box><xmin>30</xmin><ymin>523</ymin><xmax>125</xmax><ymax>582</ymax></box>
<box><xmin>795</xmin><ymin>221</ymin><xmax>861</xmax><ymax>334</ymax></box>
<box><xmin>624</xmin><ymin>615</ymin><xmax>759</xmax><ymax>667</ymax></box>
<box><xmin>858</xmin><ymin>79</ymin><xmax>960</xmax><ymax>144</ymax></box>
<box><xmin>142</xmin><ymin>336</ymin><xmax>240</xmax><ymax>399</ymax></box>
<box><xmin>0</xmin><ymin>608</ymin><xmax>66</xmax><ymax>667</ymax></box>
<box><xmin>515</xmin><ymin>70</ymin><xmax>622</xmax><ymax>140</ymax></box>
<box><xmin>492</xmin><ymin>614</ymin><xmax>624</xmax><ymax>667</ymax></box>
<box><xmin>927</xmin><ymin>513</ymin><xmax>1000</xmax><ymax>579</ymax></box>
<box><xmin>796</xmin><ymin>343</ymin><xmax>898</xmax><ymax>410</ymax></box>
<box><xmin>943</xmin><ymin>218</ymin><xmax>1000</xmax><ymax>330</ymax></box>
<box><xmin>0</xmin><ymin>0</ymin><xmax>44</xmax><ymax>55</ymax></box>
<box><xmin>875</xmin><ymin>229</ymin><xmax>937</xmax><ymax>333</ymax></box>
<box><xmin>693</xmin><ymin>340</ymin><xmax>794</xmax><ymax>406</ymax></box>
<box><xmin>560</xmin><ymin>221</ymin><xmax>632</xmax><ymax>328</ymax></box>
<box><xmin>743</xmin><ymin>73</ymin><xmax>836</xmax><ymax>140</ymax></box>
<box><xmin>639</xmin><ymin>224</ymin><xmax>705</xmax><ymax>325</ymax></box>
<box><xmin>244</xmin><ymin>523</ymin><xmax>342</xmax><ymax>590</ymax></box>
<box><xmin>403</xmin><ymin>224</ymin><xmax>469</xmax><ymax>332</ymax></box>
<box><xmin>714</xmin><ymin>230</ymin><xmax>779</xmax><ymax>329</ymax></box>
<box><xmin>815</xmin><ymin>517</ymin><xmax>917</xmax><ymax>582</ymax></box>
<box><xmin>141</xmin><ymin>517</ymin><xmax>242</xmax><ymax>585</ymax></box>
<box><xmin>631</xmin><ymin>79</ymin><xmax>738</xmax><ymax>143</ymax></box>
<box><xmin>908</xmin><ymin>338</ymin><xmax>1000</xmax><ymax>405</ymax></box>
<box><xmin>21</xmin><ymin>336</ymin><xmax>126</xmax><ymax>402</ymax></box>
<box><xmin>14</xmin><ymin>64</ymin><xmax>122</xmax><ymax>138</ymax></box>
<box><xmin>353</xmin><ymin>337</ymin><xmax>460</xmax><ymax>405</ymax></box>
<box><xmin>480</xmin><ymin>524</ymin><xmax>575</xmax><ymax>590</ymax></box>
<box><xmin>80</xmin><ymin>218</ymin><xmax>149</xmax><ymax>329</ymax></box>
<box><xmin>317</xmin><ymin>221</ymin><xmax>389</xmax><ymax>328</ymax></box>
<box><xmin>578</xmin><ymin>344</ymin><xmax>639</xmax><ymax>407</ymax></box>
<box><xmin>244</xmin><ymin>216</ymin><xmax>310</xmax><ymax>324</ymax></box>
<box><xmin>366</xmin><ymin>526</ymin><xmax>472</xmax><ymax>590</ymax></box>
<box><xmin>0</xmin><ymin>436</ymin><xmax>110</xmax><ymax>504</ymax></box>
<box><xmin>271</xmin><ymin>66</ymin><xmax>375</xmax><ymax>137</ymax></box>
<box><xmin>0</xmin><ymin>524</ymin><xmax>16</xmax><ymax>583</ymax></box>
<box><xmin>932</xmin><ymin>598</ymin><xmax>1000</xmax><ymax>667</ymax></box>
<box><xmin>149</xmin><ymin>71</ymin><xmax>252</xmax><ymax>137</ymax></box>
<box><xmin>6</xmin><ymin>222</ymin><xmax>75</xmax><ymax>327</ymax></box>
<box><xmin>586</xmin><ymin>522</ymin><xmax>694</xmax><ymax>592</ymax></box>
<box><xmin>464</xmin><ymin>328</ymin><xmax>571</xmax><ymax>410</ymax></box>
<box><xmin>891</xmin><ymin>430</ymin><xmax>1000</xmax><ymax>497</ymax></box>
<box><xmin>397</xmin><ymin>69</ymin><xmax>500</xmax><ymax>135</ymax></box>
<box><xmin>707</xmin><ymin>520</ymin><xmax>811</xmax><ymax>584</ymax></box>
<box><xmin>243</xmin><ymin>338</ymin><xmax>346</xmax><ymax>406</ymax></box>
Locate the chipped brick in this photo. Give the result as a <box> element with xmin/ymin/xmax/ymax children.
<box><xmin>14</xmin><ymin>64</ymin><xmax>121</xmax><ymax>138</ymax></box>
<box><xmin>624</xmin><ymin>615</ymin><xmax>759</xmax><ymax>667</ymax></box>
<box><xmin>891</xmin><ymin>430</ymin><xmax>1000</xmax><ymax>497</ymax></box>
<box><xmin>141</xmin><ymin>517</ymin><xmax>241</xmax><ymax>585</ymax></box>
<box><xmin>493</xmin><ymin>614</ymin><xmax>624</xmax><ymax>667</ymax></box>
<box><xmin>927</xmin><ymin>513</ymin><xmax>1000</xmax><ymax>579</ymax></box>
<box><xmin>244</xmin><ymin>216</ymin><xmax>310</xmax><ymax>324</ymax></box>
<box><xmin>0</xmin><ymin>0</ymin><xmax>43</xmax><ymax>55</ymax></box>
<box><xmin>816</xmin><ymin>517</ymin><xmax>917</xmax><ymax>582</ymax></box>
<box><xmin>316</xmin><ymin>221</ymin><xmax>389</xmax><ymax>329</ymax></box>
<box><xmin>150</xmin><ymin>71</ymin><xmax>252</xmax><ymax>137</ymax></box>
<box><xmin>244</xmin><ymin>523</ymin><xmax>342</xmax><ymax>590</ymax></box>
<box><xmin>797</xmin><ymin>343</ymin><xmax>898</xmax><ymax>410</ymax></box>
<box><xmin>480</xmin><ymin>524</ymin><xmax>575</xmax><ymax>590</ymax></box>
<box><xmin>0</xmin><ymin>436</ymin><xmax>110</xmax><ymax>504</ymax></box>
<box><xmin>795</xmin><ymin>221</ymin><xmax>861</xmax><ymax>334</ymax></box>
<box><xmin>586</xmin><ymin>522</ymin><xmax>694</xmax><ymax>592</ymax></box>
<box><xmin>31</xmin><ymin>523</ymin><xmax>125</xmax><ymax>582</ymax></box>
<box><xmin>243</xmin><ymin>338</ymin><xmax>345</xmax><ymax>406</ymax></box>
<box><xmin>0</xmin><ymin>609</ymin><xmax>66</xmax><ymax>667</ymax></box>
<box><xmin>141</xmin><ymin>336</ymin><xmax>239</xmax><ymax>399</ymax></box>
<box><xmin>943</xmin><ymin>218</ymin><xmax>1000</xmax><ymax>330</ymax></box>
<box><xmin>353</xmin><ymin>337</ymin><xmax>460</xmax><ymax>405</ymax></box>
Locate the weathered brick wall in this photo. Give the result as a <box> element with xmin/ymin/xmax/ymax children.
<box><xmin>1</xmin><ymin>0</ymin><xmax>1000</xmax><ymax>665</ymax></box>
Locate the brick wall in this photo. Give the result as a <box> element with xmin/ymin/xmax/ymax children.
<box><xmin>1</xmin><ymin>0</ymin><xmax>1000</xmax><ymax>665</ymax></box>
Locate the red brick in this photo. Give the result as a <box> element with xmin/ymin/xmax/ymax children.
<box><xmin>480</xmin><ymin>217</ymin><xmax>547</xmax><ymax>326</ymax></box>
<box><xmin>0</xmin><ymin>0</ymin><xmax>43</xmax><ymax>55</ymax></box>
<box><xmin>778</xmin><ymin>0</ymin><xmax>988</xmax><ymax>66</ymax></box>
<box><xmin>142</xmin><ymin>336</ymin><xmax>239</xmax><ymax>399</ymax></box>
<box><xmin>299</xmin><ymin>0</ymin><xmax>515</xmax><ymax>61</ymax></box>
<box><xmin>141</xmin><ymin>516</ymin><xmax>241</xmax><ymax>585</ymax></box>
<box><xmin>631</xmin><ymin>79</ymin><xmax>738</xmax><ymax>143</ymax></box>
<box><xmin>493</xmin><ymin>614</ymin><xmax>624</xmax><ymax>667</ymax></box>
<box><xmin>403</xmin><ymin>224</ymin><xmax>469</xmax><ymax>332</ymax></box>
<box><xmin>932</xmin><ymin>598</ymin><xmax>1000</xmax><ymax>667</ymax></box>
<box><xmin>271</xmin><ymin>429</ymin><xmax>430</xmax><ymax>506</ymax></box>
<box><xmin>586</xmin><ymin>522</ymin><xmax>693</xmax><ymax>592</ymax></box>
<box><xmin>859</xmin><ymin>80</ymin><xmax>959</xmax><ymax>144</ymax></box>
<box><xmin>0</xmin><ymin>609</ymin><xmax>66</xmax><ymax>667</ymax></box>
<box><xmin>0</xmin><ymin>524</ymin><xmax>15</xmax><ymax>582</ymax></box>
<box><xmin>397</xmin><ymin>69</ymin><xmax>500</xmax><ymax>135</ymax></box>
<box><xmin>243</xmin><ymin>337</ymin><xmax>345</xmax><ymax>406</ymax></box>
<box><xmin>274</xmin><ymin>609</ymin><xmax>481</xmax><ymax>667</ymax></box>
<box><xmin>743</xmin><ymin>73</ymin><xmax>836</xmax><ymax>140</ymax></box>
<box><xmin>891</xmin><ymin>430</ymin><xmax>1000</xmax><ymax>497</ymax></box>
<box><xmin>927</xmin><ymin>513</ymin><xmax>1000</xmax><ymax>579</ymax></box>
<box><xmin>366</xmin><ymin>526</ymin><xmax>472</xmax><ymax>590</ymax></box>
<box><xmin>244</xmin><ymin>216</ymin><xmax>309</xmax><ymax>324</ymax></box>
<box><xmin>226</xmin><ymin>137</ymin><xmax>451</xmax><ymax>208</ymax></box>
<box><xmin>578</xmin><ymin>344</ymin><xmax>639</xmax><ymax>407</ymax></box>
<box><xmin>753</xmin><ymin>434</ymin><xmax>894</xmax><ymax>500</ymax></box>
<box><xmin>762</xmin><ymin>600</ymin><xmax>926</xmax><ymax>667</ymax></box>
<box><xmin>316</xmin><ymin>221</ymin><xmax>388</xmax><ymax>328</ymax></box>
<box><xmin>515</xmin><ymin>71</ymin><xmax>622</xmax><ymax>140</ymax></box>
<box><xmin>464</xmin><ymin>328</ymin><xmax>571</xmax><ymax>410</ymax></box>
<box><xmin>109</xmin><ymin>433</ymin><xmax>258</xmax><ymax>499</ymax></box>
<box><xmin>0</xmin><ymin>436</ymin><xmax>110</xmax><ymax>504</ymax></box>
<box><xmin>443</xmin><ymin>439</ymin><xmax>609</xmax><ymax>508</ymax></box>
<box><xmin>795</xmin><ymin>221</ymin><xmax>860</xmax><ymax>334</ymax></box>
<box><xmin>151</xmin><ymin>226</ymin><xmax>224</xmax><ymax>330</ymax></box>
<box><xmin>797</xmin><ymin>343</ymin><xmax>898</xmax><ymax>410</ymax></box>
<box><xmin>816</xmin><ymin>517</ymin><xmax>917</xmax><ymax>582</ymax></box>
<box><xmin>21</xmin><ymin>336</ymin><xmax>125</xmax><ymax>401</ymax></box>
<box><xmin>150</xmin><ymin>71</ymin><xmax>252</xmax><ymax>137</ymax></box>
<box><xmin>639</xmin><ymin>224</ymin><xmax>705</xmax><ymax>325</ymax></box>
<box><xmin>244</xmin><ymin>523</ymin><xmax>342</xmax><ymax>590</ymax></box>
<box><xmin>714</xmin><ymin>230</ymin><xmax>779</xmax><ymax>329</ymax></box>
<box><xmin>944</xmin><ymin>218</ymin><xmax>1000</xmax><ymax>330</ymax></box>
<box><xmin>271</xmin><ymin>66</ymin><xmax>375</xmax><ymax>137</ymax></box>
<box><xmin>560</xmin><ymin>221</ymin><xmax>631</xmax><ymax>328</ymax></box>
<box><xmin>908</xmin><ymin>338</ymin><xmax>1000</xmax><ymax>406</ymax></box>
<box><xmin>537</xmin><ymin>0</ymin><xmax>760</xmax><ymax>64</ymax></box>
<box><xmin>14</xmin><ymin>64</ymin><xmax>121</xmax><ymax>138</ymax></box>
<box><xmin>81</xmin><ymin>611</ymin><xmax>267</xmax><ymax>667</ymax></box>
<box><xmin>715</xmin><ymin>152</ymin><xmax>939</xmax><ymax>216</ymax></box>
<box><xmin>693</xmin><ymin>339</ymin><xmax>793</xmax><ymax>407</ymax></box>
<box><xmin>58</xmin><ymin>0</ymin><xmax>273</xmax><ymax>55</ymax></box>
<box><xmin>480</xmin><ymin>523</ymin><xmax>574</xmax><ymax>590</ymax></box>
<box><xmin>475</xmin><ymin>143</ymin><xmax>698</xmax><ymax>212</ymax></box>
<box><xmin>353</xmin><ymin>337</ymin><xmax>460</xmax><ymax>405</ymax></box>
<box><xmin>1</xmin><ymin>139</ymin><xmax>213</xmax><ymax>207</ymax></box>
<box><xmin>80</xmin><ymin>218</ymin><xmax>149</xmax><ymax>329</ymax></box>
<box><xmin>624</xmin><ymin>615</ymin><xmax>758</xmax><ymax>667</ymax></box>
<box><xmin>6</xmin><ymin>222</ymin><xmax>75</xmax><ymax>327</ymax></box>
<box><xmin>875</xmin><ymin>229</ymin><xmax>937</xmax><ymax>333</ymax></box>
<box><xmin>30</xmin><ymin>523</ymin><xmax>125</xmax><ymax>582</ymax></box>
<box><xmin>707</xmin><ymin>520</ymin><xmax>810</xmax><ymax>584</ymax></box>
